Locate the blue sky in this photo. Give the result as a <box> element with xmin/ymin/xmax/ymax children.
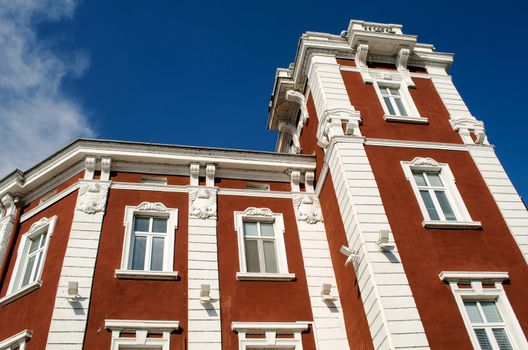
<box><xmin>0</xmin><ymin>0</ymin><xmax>526</xmax><ymax>201</ymax></box>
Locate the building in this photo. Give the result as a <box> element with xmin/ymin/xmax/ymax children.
<box><xmin>0</xmin><ymin>19</ymin><xmax>527</xmax><ymax>350</ymax></box>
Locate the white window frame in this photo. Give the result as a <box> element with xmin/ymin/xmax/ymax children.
<box><xmin>115</xmin><ymin>202</ymin><xmax>179</xmax><ymax>280</ymax></box>
<box><xmin>440</xmin><ymin>271</ymin><xmax>528</xmax><ymax>350</ymax></box>
<box><xmin>105</xmin><ymin>319</ymin><xmax>179</xmax><ymax>350</ymax></box>
<box><xmin>234</xmin><ymin>207</ymin><xmax>295</xmax><ymax>281</ymax></box>
<box><xmin>0</xmin><ymin>330</ymin><xmax>32</xmax><ymax>350</ymax></box>
<box><xmin>401</xmin><ymin>157</ymin><xmax>481</xmax><ymax>229</ymax></box>
<box><xmin>232</xmin><ymin>322</ymin><xmax>309</xmax><ymax>350</ymax></box>
<box><xmin>0</xmin><ymin>216</ymin><xmax>57</xmax><ymax>306</ymax></box>
<box><xmin>372</xmin><ymin>78</ymin><xmax>428</xmax><ymax>124</ymax></box>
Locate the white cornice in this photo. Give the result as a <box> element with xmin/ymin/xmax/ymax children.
<box><xmin>439</xmin><ymin>271</ymin><xmax>509</xmax><ymax>283</ymax></box>
<box><xmin>231</xmin><ymin>322</ymin><xmax>309</xmax><ymax>333</ymax></box>
<box><xmin>105</xmin><ymin>319</ymin><xmax>180</xmax><ymax>332</ymax></box>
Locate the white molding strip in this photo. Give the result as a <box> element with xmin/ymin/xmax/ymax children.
<box><xmin>45</xmin><ymin>180</ymin><xmax>110</xmax><ymax>349</ymax></box>
<box><xmin>292</xmin><ymin>196</ymin><xmax>350</xmax><ymax>348</ymax></box>
<box><xmin>439</xmin><ymin>271</ymin><xmax>509</xmax><ymax>283</ymax></box>
<box><xmin>468</xmin><ymin>146</ymin><xmax>528</xmax><ymax>262</ymax></box>
<box><xmin>187</xmin><ymin>187</ymin><xmax>222</xmax><ymax>350</ymax></box>
<box><xmin>231</xmin><ymin>322</ymin><xmax>310</xmax><ymax>333</ymax></box>
<box><xmin>0</xmin><ymin>330</ymin><xmax>32</xmax><ymax>350</ymax></box>
<box><xmin>363</xmin><ymin>137</ymin><xmax>472</xmax><ymax>151</ymax></box>
<box><xmin>105</xmin><ymin>319</ymin><xmax>180</xmax><ymax>332</ymax></box>
<box><xmin>20</xmin><ymin>182</ymin><xmax>80</xmax><ymax>223</ymax></box>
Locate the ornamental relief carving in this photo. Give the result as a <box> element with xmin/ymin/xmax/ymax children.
<box><xmin>76</xmin><ymin>182</ymin><xmax>109</xmax><ymax>215</ymax></box>
<box><xmin>135</xmin><ymin>202</ymin><xmax>168</xmax><ymax>212</ymax></box>
<box><xmin>293</xmin><ymin>195</ymin><xmax>323</xmax><ymax>224</ymax></box>
<box><xmin>241</xmin><ymin>207</ymin><xmax>274</xmax><ymax>217</ymax></box>
<box><xmin>189</xmin><ymin>188</ymin><xmax>217</xmax><ymax>219</ymax></box>
<box><xmin>409</xmin><ymin>157</ymin><xmax>440</xmax><ymax>168</ymax></box>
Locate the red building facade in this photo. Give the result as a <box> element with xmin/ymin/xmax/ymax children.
<box><xmin>0</xmin><ymin>20</ymin><xmax>527</xmax><ymax>350</ymax></box>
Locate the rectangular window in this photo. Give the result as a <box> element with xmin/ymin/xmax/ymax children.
<box><xmin>380</xmin><ymin>85</ymin><xmax>407</xmax><ymax>116</ymax></box>
<box><xmin>20</xmin><ymin>231</ymin><xmax>48</xmax><ymax>287</ymax></box>
<box><xmin>243</xmin><ymin>221</ymin><xmax>278</xmax><ymax>273</ymax></box>
<box><xmin>130</xmin><ymin>216</ymin><xmax>168</xmax><ymax>272</ymax></box>
<box><xmin>412</xmin><ymin>170</ymin><xmax>456</xmax><ymax>221</ymax></box>
<box><xmin>463</xmin><ymin>301</ymin><xmax>514</xmax><ymax>350</ymax></box>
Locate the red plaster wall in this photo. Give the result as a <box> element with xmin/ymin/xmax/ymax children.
<box><xmin>216</xmin><ymin>178</ymin><xmax>291</xmax><ymax>192</ymax></box>
<box><xmin>25</xmin><ymin>170</ymin><xmax>85</xmax><ymax>211</ymax></box>
<box><xmin>0</xmin><ymin>192</ymin><xmax>77</xmax><ymax>349</ymax></box>
<box><xmin>319</xmin><ymin>175</ymin><xmax>375</xmax><ymax>350</ymax></box>
<box><xmin>216</xmin><ymin>195</ymin><xmax>316</xmax><ymax>349</ymax></box>
<box><xmin>110</xmin><ymin>172</ymin><xmax>189</xmax><ymax>186</ymax></box>
<box><xmin>339</xmin><ymin>70</ymin><xmax>463</xmax><ymax>144</ymax></box>
<box><xmin>83</xmin><ymin>189</ymin><xmax>188</xmax><ymax>349</ymax></box>
<box><xmin>300</xmin><ymin>94</ymin><xmax>325</xmax><ymax>181</ymax></box>
<box><xmin>365</xmin><ymin>145</ymin><xmax>528</xmax><ymax>348</ymax></box>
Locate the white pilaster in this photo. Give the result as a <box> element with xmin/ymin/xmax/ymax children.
<box><xmin>0</xmin><ymin>194</ymin><xmax>17</xmax><ymax>269</ymax></box>
<box><xmin>46</xmin><ymin>179</ymin><xmax>110</xmax><ymax>349</ymax></box>
<box><xmin>292</xmin><ymin>192</ymin><xmax>349</xmax><ymax>349</ymax></box>
<box><xmin>187</xmin><ymin>167</ymin><xmax>221</xmax><ymax>349</ymax></box>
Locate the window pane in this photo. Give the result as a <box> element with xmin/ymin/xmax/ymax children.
<box><xmin>412</xmin><ymin>171</ymin><xmax>427</xmax><ymax>186</ymax></box>
<box><xmin>464</xmin><ymin>302</ymin><xmax>483</xmax><ymax>323</ymax></box>
<box><xmin>151</xmin><ymin>237</ymin><xmax>164</xmax><ymax>271</ymax></box>
<box><xmin>492</xmin><ymin>328</ymin><xmax>513</xmax><ymax>350</ymax></box>
<box><xmin>426</xmin><ymin>172</ymin><xmax>443</xmax><ymax>187</ymax></box>
<box><xmin>134</xmin><ymin>217</ymin><xmax>149</xmax><ymax>232</ymax></box>
<box><xmin>435</xmin><ymin>191</ymin><xmax>456</xmax><ymax>221</ymax></box>
<box><xmin>383</xmin><ymin>97</ymin><xmax>396</xmax><ymax>115</ymax></box>
<box><xmin>419</xmin><ymin>190</ymin><xmax>440</xmax><ymax>220</ymax></box>
<box><xmin>245</xmin><ymin>239</ymin><xmax>260</xmax><ymax>272</ymax></box>
<box><xmin>152</xmin><ymin>218</ymin><xmax>167</xmax><ymax>233</ymax></box>
<box><xmin>263</xmin><ymin>241</ymin><xmax>278</xmax><ymax>273</ymax></box>
<box><xmin>394</xmin><ymin>98</ymin><xmax>407</xmax><ymax>116</ymax></box>
<box><xmin>28</xmin><ymin>236</ymin><xmax>40</xmax><ymax>254</ymax></box>
<box><xmin>389</xmin><ymin>87</ymin><xmax>400</xmax><ymax>96</ymax></box>
<box><xmin>243</xmin><ymin>222</ymin><xmax>258</xmax><ymax>236</ymax></box>
<box><xmin>33</xmin><ymin>252</ymin><xmax>43</xmax><ymax>283</ymax></box>
<box><xmin>474</xmin><ymin>329</ymin><xmax>492</xmax><ymax>350</ymax></box>
<box><xmin>260</xmin><ymin>223</ymin><xmax>275</xmax><ymax>237</ymax></box>
<box><xmin>22</xmin><ymin>255</ymin><xmax>36</xmax><ymax>287</ymax></box>
<box><xmin>481</xmin><ymin>302</ymin><xmax>502</xmax><ymax>323</ymax></box>
<box><xmin>131</xmin><ymin>236</ymin><xmax>147</xmax><ymax>270</ymax></box>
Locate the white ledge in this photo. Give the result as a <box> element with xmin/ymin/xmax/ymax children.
<box><xmin>423</xmin><ymin>220</ymin><xmax>482</xmax><ymax>230</ymax></box>
<box><xmin>384</xmin><ymin>114</ymin><xmax>429</xmax><ymax>124</ymax></box>
<box><xmin>105</xmin><ymin>319</ymin><xmax>180</xmax><ymax>332</ymax></box>
<box><xmin>115</xmin><ymin>270</ymin><xmax>179</xmax><ymax>280</ymax></box>
<box><xmin>236</xmin><ymin>272</ymin><xmax>296</xmax><ymax>281</ymax></box>
<box><xmin>231</xmin><ymin>321</ymin><xmax>309</xmax><ymax>333</ymax></box>
<box><xmin>0</xmin><ymin>330</ymin><xmax>32</xmax><ymax>348</ymax></box>
<box><xmin>0</xmin><ymin>280</ymin><xmax>41</xmax><ymax>306</ymax></box>
<box><xmin>439</xmin><ymin>271</ymin><xmax>509</xmax><ymax>283</ymax></box>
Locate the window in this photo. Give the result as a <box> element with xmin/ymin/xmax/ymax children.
<box><xmin>232</xmin><ymin>322</ymin><xmax>308</xmax><ymax>350</ymax></box>
<box><xmin>0</xmin><ymin>330</ymin><xmax>32</xmax><ymax>350</ymax></box>
<box><xmin>373</xmin><ymin>80</ymin><xmax>428</xmax><ymax>124</ymax></box>
<box><xmin>402</xmin><ymin>157</ymin><xmax>481</xmax><ymax>229</ymax></box>
<box><xmin>380</xmin><ymin>85</ymin><xmax>407</xmax><ymax>116</ymax></box>
<box><xmin>234</xmin><ymin>208</ymin><xmax>294</xmax><ymax>281</ymax></box>
<box><xmin>439</xmin><ymin>271</ymin><xmax>528</xmax><ymax>350</ymax></box>
<box><xmin>0</xmin><ymin>216</ymin><xmax>57</xmax><ymax>305</ymax></box>
<box><xmin>463</xmin><ymin>300</ymin><xmax>513</xmax><ymax>350</ymax></box>
<box><xmin>116</xmin><ymin>202</ymin><xmax>178</xmax><ymax>280</ymax></box>
<box><xmin>105</xmin><ymin>319</ymin><xmax>179</xmax><ymax>350</ymax></box>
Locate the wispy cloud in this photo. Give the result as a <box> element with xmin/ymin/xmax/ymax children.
<box><xmin>0</xmin><ymin>0</ymin><xmax>93</xmax><ymax>177</ymax></box>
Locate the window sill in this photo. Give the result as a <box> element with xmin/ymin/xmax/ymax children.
<box><xmin>422</xmin><ymin>220</ymin><xmax>482</xmax><ymax>230</ymax></box>
<box><xmin>236</xmin><ymin>272</ymin><xmax>296</xmax><ymax>281</ymax></box>
<box><xmin>115</xmin><ymin>269</ymin><xmax>179</xmax><ymax>280</ymax></box>
<box><xmin>384</xmin><ymin>114</ymin><xmax>429</xmax><ymax>124</ymax></box>
<box><xmin>0</xmin><ymin>280</ymin><xmax>41</xmax><ymax>306</ymax></box>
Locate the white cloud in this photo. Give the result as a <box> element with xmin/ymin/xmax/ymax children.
<box><xmin>0</xmin><ymin>0</ymin><xmax>93</xmax><ymax>177</ymax></box>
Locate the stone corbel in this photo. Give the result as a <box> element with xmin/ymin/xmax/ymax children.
<box><xmin>354</xmin><ymin>43</ymin><xmax>373</xmax><ymax>84</ymax></box>
<box><xmin>286</xmin><ymin>90</ymin><xmax>309</xmax><ymax>124</ymax></box>
<box><xmin>190</xmin><ymin>163</ymin><xmax>200</xmax><ymax>186</ymax></box>
<box><xmin>84</xmin><ymin>156</ymin><xmax>96</xmax><ymax>180</ymax></box>
<box><xmin>205</xmin><ymin>164</ymin><xmax>216</xmax><ymax>187</ymax></box>
<box><xmin>397</xmin><ymin>47</ymin><xmax>415</xmax><ymax>88</ymax></box>
<box><xmin>316</xmin><ymin>108</ymin><xmax>362</xmax><ymax>148</ymax></box>
<box><xmin>1</xmin><ymin>193</ymin><xmax>16</xmax><ymax>219</ymax></box>
<box><xmin>290</xmin><ymin>170</ymin><xmax>301</xmax><ymax>192</ymax></box>
<box><xmin>278</xmin><ymin>121</ymin><xmax>301</xmax><ymax>154</ymax></box>
<box><xmin>305</xmin><ymin>171</ymin><xmax>315</xmax><ymax>193</ymax></box>
<box><xmin>101</xmin><ymin>157</ymin><xmax>112</xmax><ymax>181</ymax></box>
<box><xmin>450</xmin><ymin>118</ymin><xmax>487</xmax><ymax>145</ymax></box>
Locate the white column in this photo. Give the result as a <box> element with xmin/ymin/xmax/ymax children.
<box><xmin>46</xmin><ymin>179</ymin><xmax>110</xmax><ymax>349</ymax></box>
<box><xmin>292</xmin><ymin>187</ymin><xmax>349</xmax><ymax>349</ymax></box>
<box><xmin>187</xmin><ymin>163</ymin><xmax>222</xmax><ymax>349</ymax></box>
